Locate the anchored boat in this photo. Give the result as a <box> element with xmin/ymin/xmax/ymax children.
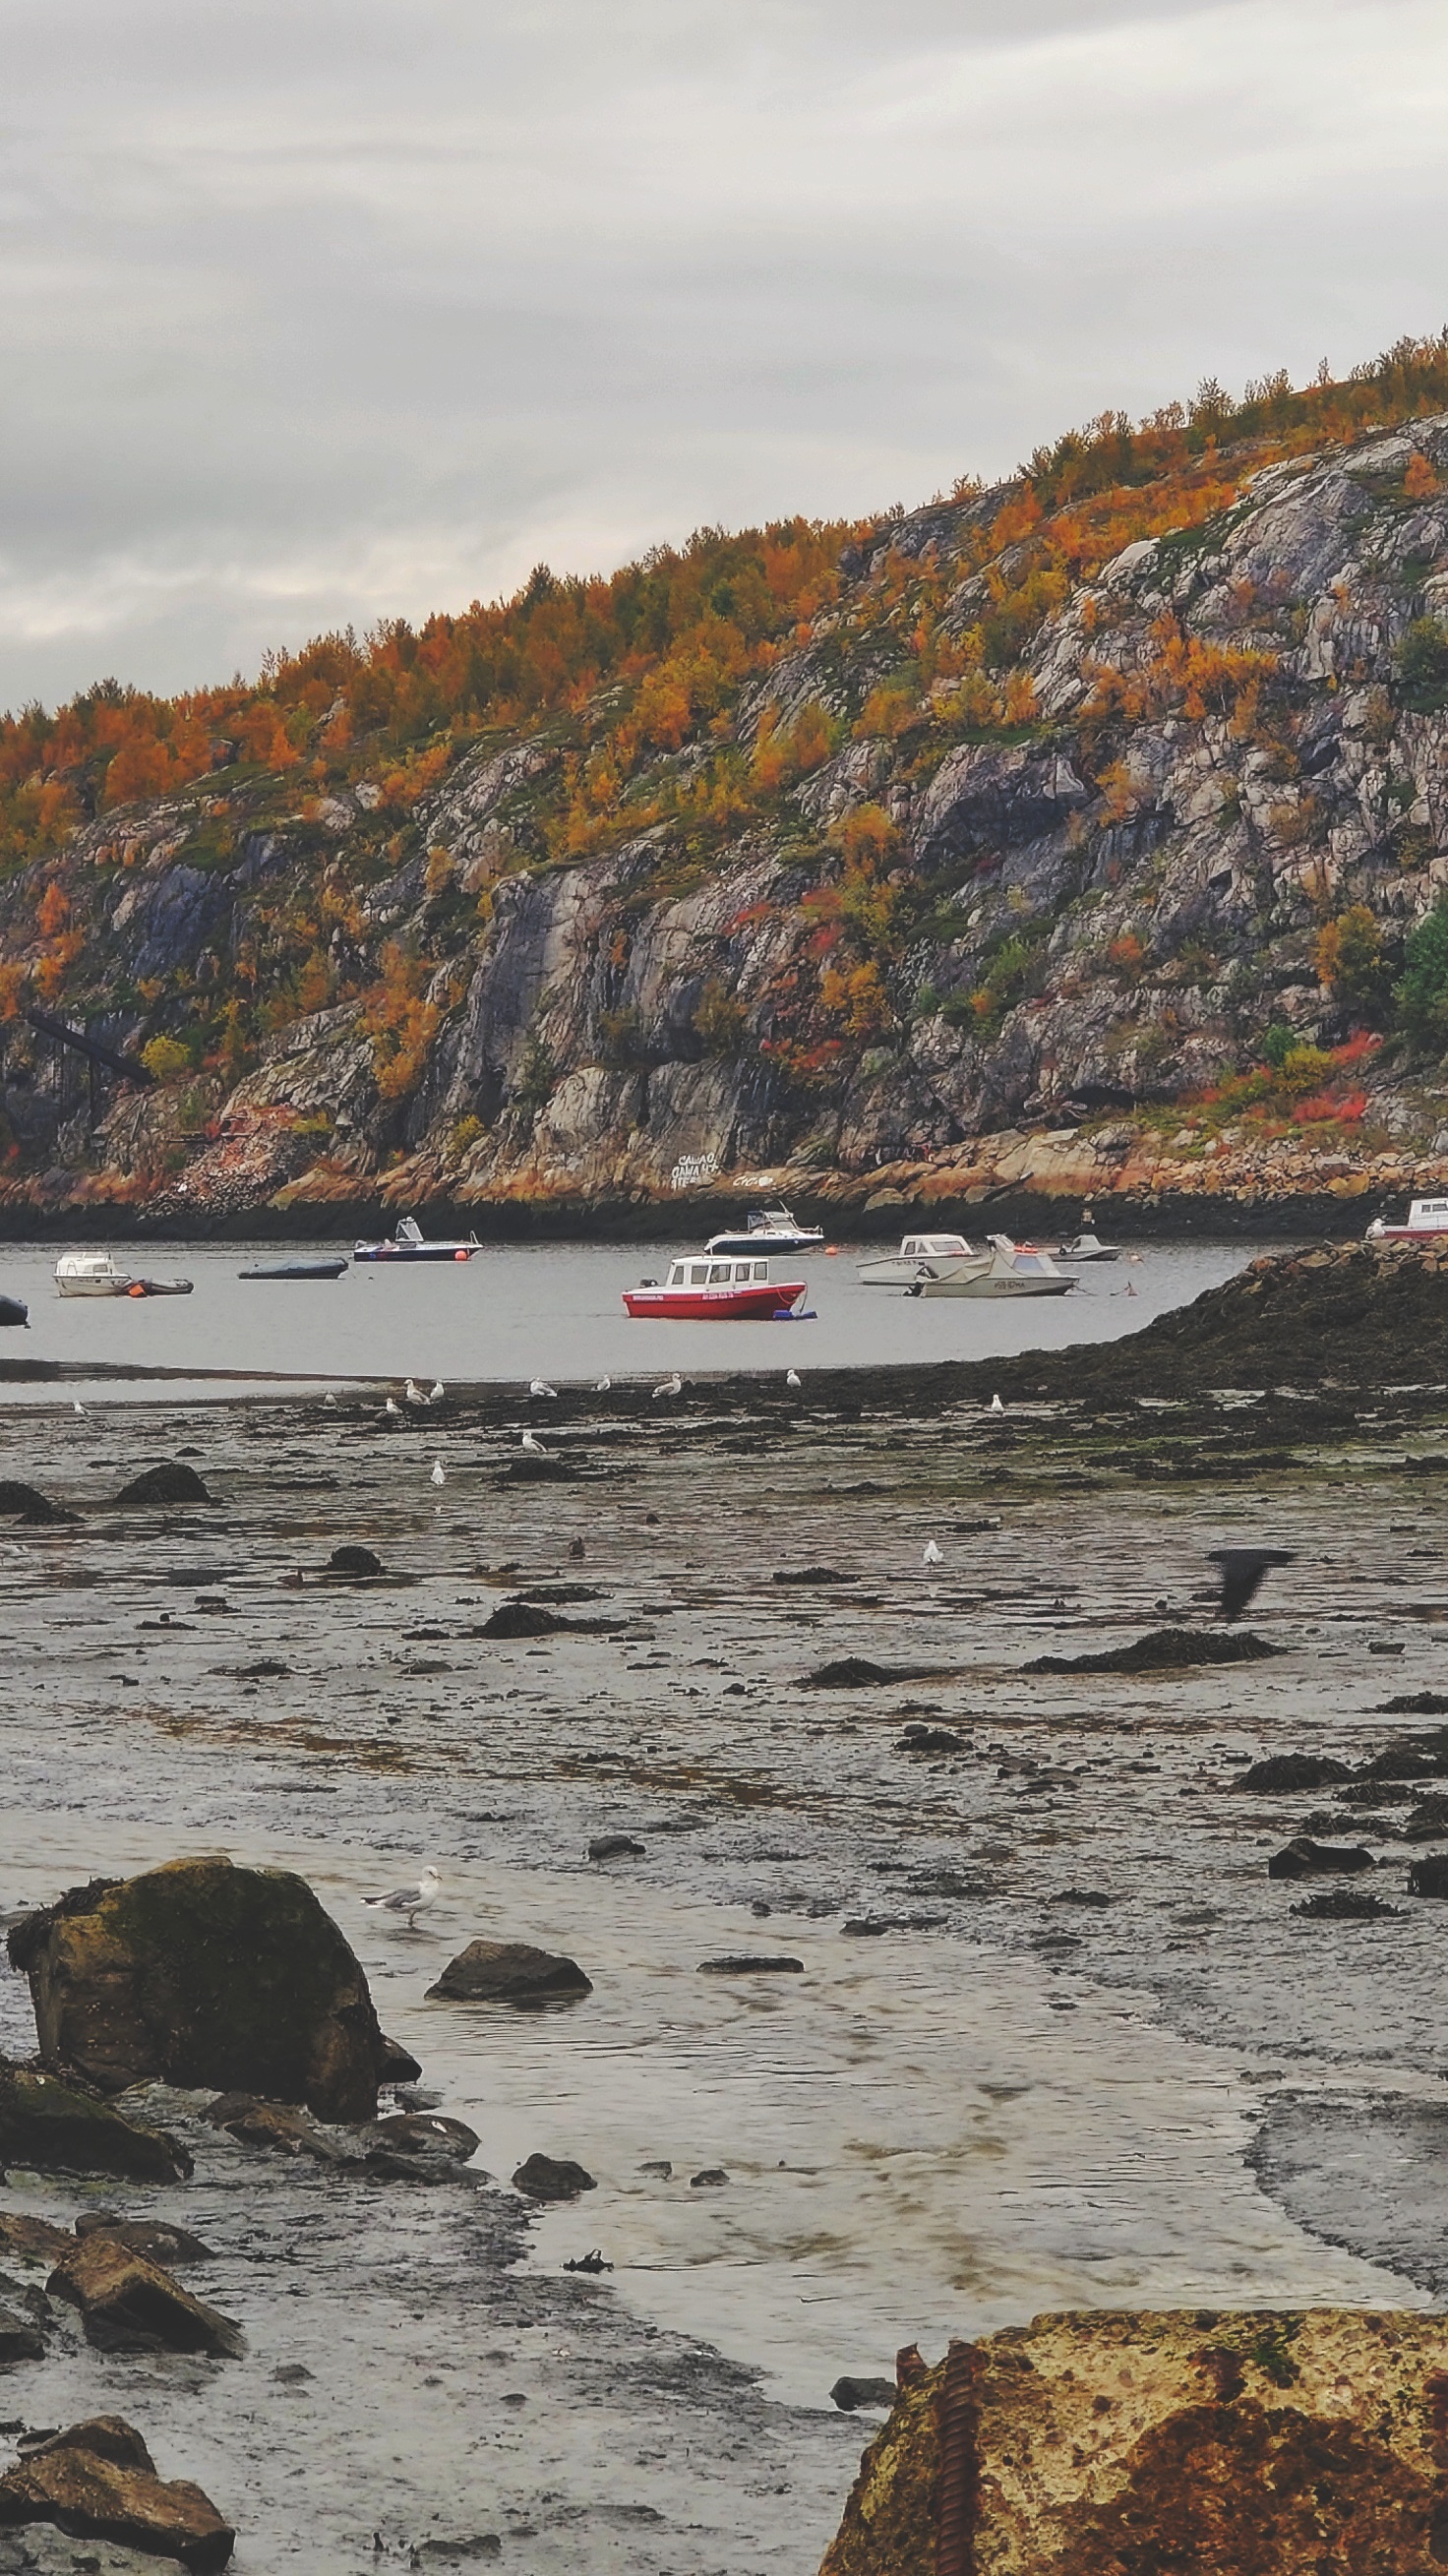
<box><xmin>907</xmin><ymin>1235</ymin><xmax>1076</xmax><ymax>1298</ymax></box>
<box><xmin>625</xmin><ymin>1254</ymin><xmax>807</xmax><ymax>1320</ymax></box>
<box><xmin>1366</xmin><ymin>1196</ymin><xmax>1448</xmax><ymax>1245</ymax></box>
<box><xmin>353</xmin><ymin>1217</ymin><xmax>480</xmax><ymax>1263</ymax></box>
<box><xmin>704</xmin><ymin>1204</ymin><xmax>823</xmax><ymax>1257</ymax></box>
<box><xmin>857</xmin><ymin>1232</ymin><xmax>989</xmax><ymax>1288</ymax></box>
<box><xmin>239</xmin><ymin>1259</ymin><xmax>349</xmax><ymax>1282</ymax></box>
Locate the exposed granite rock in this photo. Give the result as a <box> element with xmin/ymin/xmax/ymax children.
<box><xmin>46</xmin><ymin>2238</ymin><xmax>243</xmax><ymax>2359</ymax></box>
<box><xmin>0</xmin><ymin>2062</ymin><xmax>190</xmax><ymax>2185</ymax></box>
<box><xmin>8</xmin><ymin>1858</ymin><xmax>389</xmax><ymax>2122</ymax></box>
<box><xmin>818</xmin><ymin>2310</ymin><xmax>1448</xmax><ymax>2576</ymax></box>
<box><xmin>0</xmin><ymin>2417</ymin><xmax>233</xmax><ymax>2571</ymax></box>
<box><xmin>426</xmin><ymin>1940</ymin><xmax>593</xmax><ymax>2005</ymax></box>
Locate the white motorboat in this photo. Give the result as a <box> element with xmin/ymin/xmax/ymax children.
<box><xmin>55</xmin><ymin>1251</ymin><xmax>135</xmax><ymax>1298</ymax></box>
<box><xmin>1056</xmin><ymin>1231</ymin><xmax>1121</xmax><ymax>1262</ymax></box>
<box><xmin>705</xmin><ymin>1204</ymin><xmax>823</xmax><ymax>1256</ymax></box>
<box><xmin>1366</xmin><ymin>1196</ymin><xmax>1448</xmax><ymax>1245</ymax></box>
<box><xmin>907</xmin><ymin>1234</ymin><xmax>1077</xmax><ymax>1298</ymax></box>
<box><xmin>857</xmin><ymin>1231</ymin><xmax>990</xmax><ymax>1288</ymax></box>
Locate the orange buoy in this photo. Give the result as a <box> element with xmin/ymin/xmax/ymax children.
<box><xmin>825</xmin><ymin>1244</ymin><xmax>840</xmax><ymax>1255</ymax></box>
<box><xmin>128</xmin><ymin>1282</ymin><xmax>146</xmax><ymax>1298</ymax></box>
<box><xmin>453</xmin><ymin>1247</ymin><xmax>469</xmax><ymax>1261</ymax></box>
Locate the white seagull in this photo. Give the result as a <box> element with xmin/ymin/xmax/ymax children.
<box><xmin>923</xmin><ymin>1539</ymin><xmax>942</xmax><ymax>1568</ymax></box>
<box><xmin>385</xmin><ymin>1396</ymin><xmax>401</xmax><ymax>1418</ymax></box>
<box><xmin>785</xmin><ymin>1368</ymin><xmax>802</xmax><ymax>1390</ymax></box>
<box><xmin>428</xmin><ymin>1381</ymin><xmax>445</xmax><ymax>1404</ymax></box>
<box><xmin>520</xmin><ymin>1429</ymin><xmax>550</xmax><ymax>1456</ymax></box>
<box><xmin>404</xmin><ymin>1379</ymin><xmax>425</xmax><ymax>1408</ymax></box>
<box><xmin>990</xmin><ymin>1393</ymin><xmax>1005</xmax><ymax>1414</ymax></box>
<box><xmin>431</xmin><ymin>1462</ymin><xmax>446</xmax><ymax>1486</ymax></box>
<box><xmin>363</xmin><ymin>1865</ymin><xmax>442</xmax><ymax>1931</ymax></box>
<box><xmin>72</xmin><ymin>1401</ymin><xmax>86</xmax><ymax>1417</ymax></box>
<box><xmin>529</xmin><ymin>1378</ymin><xmax>558</xmax><ymax>1399</ymax></box>
<box><xmin>324</xmin><ymin>1392</ymin><xmax>338</xmax><ymax>1408</ymax></box>
<box><xmin>594</xmin><ymin>1375</ymin><xmax>611</xmax><ymax>1393</ymax></box>
<box><xmin>653</xmin><ymin>1373</ymin><xmax>683</xmax><ymax>1401</ymax></box>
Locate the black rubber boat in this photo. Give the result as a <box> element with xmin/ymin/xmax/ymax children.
<box><xmin>238</xmin><ymin>1260</ymin><xmax>349</xmax><ymax>1282</ymax></box>
<box><xmin>0</xmin><ymin>1295</ymin><xmax>29</xmax><ymax>1328</ymax></box>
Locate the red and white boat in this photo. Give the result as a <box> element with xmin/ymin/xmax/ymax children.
<box><xmin>624</xmin><ymin>1254</ymin><xmax>807</xmax><ymax>1320</ymax></box>
<box><xmin>1366</xmin><ymin>1196</ymin><xmax>1448</xmax><ymax>1244</ymax></box>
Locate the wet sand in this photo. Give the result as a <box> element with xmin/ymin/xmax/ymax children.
<box><xmin>0</xmin><ymin>1367</ymin><xmax>1445</xmax><ymax>2570</ymax></box>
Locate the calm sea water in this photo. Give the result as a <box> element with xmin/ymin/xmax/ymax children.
<box><xmin>0</xmin><ymin>1234</ymin><xmax>1276</xmax><ymax>1401</ymax></box>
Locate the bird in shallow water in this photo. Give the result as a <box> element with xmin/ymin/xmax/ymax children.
<box><xmin>363</xmin><ymin>1865</ymin><xmax>442</xmax><ymax>1931</ymax></box>
<box><xmin>529</xmin><ymin>1377</ymin><xmax>558</xmax><ymax>1399</ymax></box>
<box><xmin>653</xmin><ymin>1373</ymin><xmax>683</xmax><ymax>1400</ymax></box>
<box><xmin>430</xmin><ymin>1462</ymin><xmax>446</xmax><ymax>1487</ymax></box>
<box><xmin>923</xmin><ymin>1539</ymin><xmax>942</xmax><ymax>1568</ymax></box>
<box><xmin>1208</xmin><ymin>1546</ymin><xmax>1297</xmax><ymax>1622</ymax></box>
<box><xmin>786</xmin><ymin>1368</ymin><xmax>802</xmax><ymax>1390</ymax></box>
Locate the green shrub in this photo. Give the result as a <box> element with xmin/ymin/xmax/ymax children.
<box><xmin>1396</xmin><ymin>896</ymin><xmax>1448</xmax><ymax>1050</ymax></box>
<box><xmin>1398</xmin><ymin>617</ymin><xmax>1448</xmax><ymax>711</ymax></box>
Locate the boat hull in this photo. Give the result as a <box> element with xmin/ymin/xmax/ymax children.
<box><xmin>353</xmin><ymin>1243</ymin><xmax>476</xmax><ymax>1262</ymax></box>
<box><xmin>704</xmin><ymin>1232</ymin><xmax>822</xmax><ymax>1257</ymax></box>
<box><xmin>1367</xmin><ymin>1227</ymin><xmax>1448</xmax><ymax>1244</ymax></box>
<box><xmin>56</xmin><ymin>1277</ymin><xmax>133</xmax><ymax>1298</ymax></box>
<box><xmin>858</xmin><ymin>1256</ymin><xmax>991</xmax><ymax>1287</ymax></box>
<box><xmin>0</xmin><ymin>1297</ymin><xmax>28</xmax><ymax>1329</ymax></box>
<box><xmin>240</xmin><ymin>1261</ymin><xmax>349</xmax><ymax>1282</ymax></box>
<box><xmin>624</xmin><ymin>1282</ymin><xmax>806</xmax><ymax>1320</ymax></box>
<box><xmin>911</xmin><ymin>1275</ymin><xmax>1075</xmax><ymax>1298</ymax></box>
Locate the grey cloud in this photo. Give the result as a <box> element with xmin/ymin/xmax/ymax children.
<box><xmin>0</xmin><ymin>0</ymin><xmax>1443</xmax><ymax>707</ymax></box>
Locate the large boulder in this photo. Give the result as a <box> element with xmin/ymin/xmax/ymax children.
<box><xmin>818</xmin><ymin>2309</ymin><xmax>1448</xmax><ymax>2576</ymax></box>
<box><xmin>8</xmin><ymin>1859</ymin><xmax>390</xmax><ymax>2123</ymax></box>
<box><xmin>0</xmin><ymin>2060</ymin><xmax>190</xmax><ymax>2183</ymax></box>
<box><xmin>0</xmin><ymin>2416</ymin><xmax>233</xmax><ymax>2570</ymax></box>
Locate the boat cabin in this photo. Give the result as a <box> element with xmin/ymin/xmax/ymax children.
<box><xmin>667</xmin><ymin>1257</ymin><xmax>774</xmax><ymax>1288</ymax></box>
<box><xmin>897</xmin><ymin>1234</ymin><xmax>971</xmax><ymax>1259</ymax></box>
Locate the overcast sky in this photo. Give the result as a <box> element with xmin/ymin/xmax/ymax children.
<box><xmin>0</xmin><ymin>0</ymin><xmax>1444</xmax><ymax>711</ymax></box>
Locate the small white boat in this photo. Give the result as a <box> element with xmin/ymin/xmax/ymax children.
<box><xmin>705</xmin><ymin>1205</ymin><xmax>823</xmax><ymax>1256</ymax></box>
<box><xmin>1056</xmin><ymin>1231</ymin><xmax>1121</xmax><ymax>1263</ymax></box>
<box><xmin>907</xmin><ymin>1235</ymin><xmax>1077</xmax><ymax>1298</ymax></box>
<box><xmin>857</xmin><ymin>1232</ymin><xmax>989</xmax><ymax>1288</ymax></box>
<box><xmin>55</xmin><ymin>1251</ymin><xmax>135</xmax><ymax>1298</ymax></box>
<box><xmin>1366</xmin><ymin>1197</ymin><xmax>1448</xmax><ymax>1245</ymax></box>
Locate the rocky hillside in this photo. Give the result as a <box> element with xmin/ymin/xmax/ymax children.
<box><xmin>10</xmin><ymin>338</ymin><xmax>1448</xmax><ymax>1229</ymax></box>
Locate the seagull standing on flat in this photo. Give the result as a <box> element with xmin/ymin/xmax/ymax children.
<box><xmin>428</xmin><ymin>1382</ymin><xmax>445</xmax><ymax>1404</ymax></box>
<box><xmin>431</xmin><ymin>1462</ymin><xmax>446</xmax><ymax>1486</ymax></box>
<box><xmin>386</xmin><ymin>1396</ymin><xmax>401</xmax><ymax>1418</ymax></box>
<box><xmin>786</xmin><ymin>1368</ymin><xmax>802</xmax><ymax>1390</ymax></box>
<box><xmin>595</xmin><ymin>1375</ymin><xmax>611</xmax><ymax>1393</ymax></box>
<box><xmin>530</xmin><ymin>1378</ymin><xmax>558</xmax><ymax>1399</ymax></box>
<box><xmin>520</xmin><ymin>1429</ymin><xmax>550</xmax><ymax>1456</ymax></box>
<box><xmin>923</xmin><ymin>1539</ymin><xmax>942</xmax><ymax>1568</ymax></box>
<box><xmin>362</xmin><ymin>1865</ymin><xmax>442</xmax><ymax>1932</ymax></box>
<box><xmin>404</xmin><ymin>1379</ymin><xmax>426</xmax><ymax>1408</ymax></box>
<box><xmin>72</xmin><ymin>1401</ymin><xmax>86</xmax><ymax>1417</ymax></box>
<box><xmin>990</xmin><ymin>1394</ymin><xmax>1005</xmax><ymax>1414</ymax></box>
<box><xmin>324</xmin><ymin>1392</ymin><xmax>338</xmax><ymax>1408</ymax></box>
<box><xmin>653</xmin><ymin>1373</ymin><xmax>683</xmax><ymax>1401</ymax></box>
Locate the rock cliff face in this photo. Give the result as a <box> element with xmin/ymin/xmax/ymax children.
<box><xmin>819</xmin><ymin>2310</ymin><xmax>1448</xmax><ymax>2576</ymax></box>
<box><xmin>10</xmin><ymin>392</ymin><xmax>1448</xmax><ymax>1227</ymax></box>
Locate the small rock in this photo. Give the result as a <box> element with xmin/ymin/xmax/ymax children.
<box><xmin>204</xmin><ymin>2094</ymin><xmax>349</xmax><ymax>2164</ymax></box>
<box><xmin>0</xmin><ymin>2215</ymin><xmax>69</xmax><ymax>2268</ymax></box>
<box><xmin>562</xmin><ymin>2248</ymin><xmax>612</xmax><ymax>2273</ymax></box>
<box><xmin>426</xmin><ymin>1941</ymin><xmax>592</xmax><ymax>2006</ymax></box>
<box><xmin>512</xmin><ymin>2154</ymin><xmax>596</xmax><ymax>2202</ymax></box>
<box><xmin>0</xmin><ymin>2415</ymin><xmax>234</xmax><ymax>2571</ymax></box>
<box><xmin>361</xmin><ymin>2114</ymin><xmax>479</xmax><ymax>2169</ymax></box>
<box><xmin>638</xmin><ymin>2160</ymin><xmax>672</xmax><ymax>2179</ymax></box>
<box><xmin>587</xmin><ymin>1835</ymin><xmax>644</xmax><ymax>1862</ymax></box>
<box><xmin>1268</xmin><ymin>1837</ymin><xmax>1374</xmax><ymax>1880</ymax></box>
<box><xmin>47</xmin><ymin>2238</ymin><xmax>244</xmax><ymax>2360</ymax></box>
<box><xmin>325</xmin><ymin>1543</ymin><xmax>385</xmax><ymax>1578</ymax></box>
<box><xmin>772</xmin><ymin>1568</ymin><xmax>854</xmax><ymax>1586</ymax></box>
<box><xmin>481</xmin><ymin>1601</ymin><xmax>571</xmax><ymax>1639</ymax></box>
<box><xmin>272</xmin><ymin>2363</ymin><xmax>313</xmax><ymax>2385</ymax></box>
<box><xmin>805</xmin><ymin>1658</ymin><xmax>940</xmax><ymax>1689</ymax></box>
<box><xmin>690</xmin><ymin>2168</ymin><xmax>729</xmax><ymax>2188</ymax></box>
<box><xmin>112</xmin><ymin>1464</ymin><xmax>212</xmax><ymax>1508</ymax></box>
<box><xmin>0</xmin><ymin>2306</ymin><xmax>43</xmax><ymax>2364</ymax></box>
<box><xmin>416</xmin><ymin>2536</ymin><xmax>502</xmax><ymax>2559</ymax></box>
<box><xmin>696</xmin><ymin>1955</ymin><xmax>804</xmax><ymax>1975</ymax></box>
<box><xmin>1233</xmin><ymin>1753</ymin><xmax>1352</xmax><ymax>1792</ymax></box>
<box><xmin>897</xmin><ymin>1726</ymin><xmax>965</xmax><ymax>1755</ymax></box>
<box><xmin>73</xmin><ymin>2216</ymin><xmax>213</xmax><ymax>2267</ymax></box>
<box><xmin>1409</xmin><ymin>1854</ymin><xmax>1448</xmax><ymax>1898</ymax></box>
<box><xmin>1290</xmin><ymin>1886</ymin><xmax>1404</xmax><ymax>1920</ymax></box>
<box><xmin>829</xmin><ymin>2375</ymin><xmax>897</xmax><ymax>2412</ymax></box>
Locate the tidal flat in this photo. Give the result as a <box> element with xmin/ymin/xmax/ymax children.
<box><xmin>0</xmin><ymin>1353</ymin><xmax>1446</xmax><ymax>2572</ymax></box>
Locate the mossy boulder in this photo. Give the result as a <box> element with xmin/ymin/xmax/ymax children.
<box><xmin>8</xmin><ymin>1858</ymin><xmax>390</xmax><ymax>2123</ymax></box>
<box><xmin>818</xmin><ymin>2309</ymin><xmax>1448</xmax><ymax>2576</ymax></box>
